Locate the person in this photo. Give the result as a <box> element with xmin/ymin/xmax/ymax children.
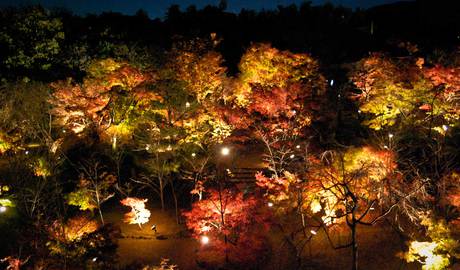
<box><xmin>151</xmin><ymin>224</ymin><xmax>157</xmax><ymax>233</ymax></box>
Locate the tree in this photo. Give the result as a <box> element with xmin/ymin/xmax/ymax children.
<box><xmin>0</xmin><ymin>81</ymin><xmax>52</xmax><ymax>153</ymax></box>
<box><xmin>182</xmin><ymin>188</ymin><xmax>271</xmax><ymax>266</ymax></box>
<box><xmin>257</xmin><ymin>145</ymin><xmax>424</xmax><ymax>270</ymax></box>
<box><xmin>350</xmin><ymin>54</ymin><xmax>460</xmax><ymax>133</ymax></box>
<box><xmin>305</xmin><ymin>147</ymin><xmax>429</xmax><ymax>270</ymax></box>
<box><xmin>67</xmin><ymin>161</ymin><xmax>116</xmax><ymax>224</ymax></box>
<box><xmin>120</xmin><ymin>197</ymin><xmax>151</xmax><ymax>228</ymax></box>
<box><xmin>0</xmin><ymin>6</ymin><xmax>64</xmax><ymax>77</ymax></box>
<box><xmin>49</xmin><ymin>58</ymin><xmax>160</xmax><ymax>149</ymax></box>
<box><xmin>401</xmin><ymin>214</ymin><xmax>460</xmax><ymax>270</ymax></box>
<box><xmin>221</xmin><ymin>43</ymin><xmax>326</xmax><ymax>140</ymax></box>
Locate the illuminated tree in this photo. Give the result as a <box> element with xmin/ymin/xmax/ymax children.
<box><xmin>182</xmin><ymin>189</ymin><xmax>271</xmax><ymax>266</ymax></box>
<box><xmin>0</xmin><ymin>81</ymin><xmax>52</xmax><ymax>153</ymax></box>
<box><xmin>67</xmin><ymin>161</ymin><xmax>116</xmax><ymax>224</ymax></box>
<box><xmin>141</xmin><ymin>258</ymin><xmax>178</xmax><ymax>270</ymax></box>
<box><xmin>49</xmin><ymin>58</ymin><xmax>160</xmax><ymax>149</ymax></box>
<box><xmin>350</xmin><ymin>54</ymin><xmax>434</xmax><ymax>130</ymax></box>
<box><xmin>306</xmin><ymin>147</ymin><xmax>430</xmax><ymax>270</ymax></box>
<box><xmin>167</xmin><ymin>35</ymin><xmax>227</xmax><ymax>104</ymax></box>
<box><xmin>402</xmin><ymin>215</ymin><xmax>460</xmax><ymax>270</ymax></box>
<box><xmin>48</xmin><ymin>215</ymin><xmax>99</xmax><ymax>244</ymax></box>
<box><xmin>132</xmin><ymin>38</ymin><xmax>232</xmax><ymax>214</ymax></box>
<box><xmin>223</xmin><ymin>43</ymin><xmax>326</xmax><ymax>139</ymax></box>
<box><xmin>257</xmin><ymin>146</ymin><xmax>424</xmax><ymax>270</ymax></box>
<box><xmin>350</xmin><ymin>54</ymin><xmax>460</xmax><ymax>133</ymax></box>
<box><xmin>120</xmin><ymin>197</ymin><xmax>151</xmax><ymax>228</ymax></box>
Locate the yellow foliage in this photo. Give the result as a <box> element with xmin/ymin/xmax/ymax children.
<box><xmin>404</xmin><ymin>241</ymin><xmax>450</xmax><ymax>270</ymax></box>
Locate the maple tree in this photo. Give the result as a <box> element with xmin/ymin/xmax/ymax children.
<box><xmin>48</xmin><ymin>215</ymin><xmax>99</xmax><ymax>244</ymax></box>
<box><xmin>182</xmin><ymin>188</ymin><xmax>271</xmax><ymax>266</ymax></box>
<box><xmin>218</xmin><ymin>43</ymin><xmax>326</xmax><ymax>143</ymax></box>
<box><xmin>120</xmin><ymin>197</ymin><xmax>151</xmax><ymax>228</ymax></box>
<box><xmin>350</xmin><ymin>54</ymin><xmax>460</xmax><ymax>133</ymax></box>
<box><xmin>256</xmin><ymin>146</ymin><xmax>424</xmax><ymax>269</ymax></box>
<box><xmin>49</xmin><ymin>58</ymin><xmax>160</xmax><ymax>149</ymax></box>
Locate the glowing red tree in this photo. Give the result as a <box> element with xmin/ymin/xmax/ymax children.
<box><xmin>182</xmin><ymin>189</ymin><xmax>271</xmax><ymax>266</ymax></box>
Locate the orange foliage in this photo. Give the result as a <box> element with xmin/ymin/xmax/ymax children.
<box><xmin>48</xmin><ymin>215</ymin><xmax>99</xmax><ymax>243</ymax></box>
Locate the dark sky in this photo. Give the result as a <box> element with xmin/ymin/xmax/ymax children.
<box><xmin>0</xmin><ymin>0</ymin><xmax>408</xmax><ymax>18</ymax></box>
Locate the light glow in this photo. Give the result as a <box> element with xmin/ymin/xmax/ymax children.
<box><xmin>201</xmin><ymin>235</ymin><xmax>209</xmax><ymax>245</ymax></box>
<box><xmin>221</xmin><ymin>147</ymin><xmax>230</xmax><ymax>156</ymax></box>
<box><xmin>0</xmin><ymin>206</ymin><xmax>6</xmax><ymax>213</ymax></box>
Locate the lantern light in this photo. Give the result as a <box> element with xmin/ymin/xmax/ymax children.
<box><xmin>221</xmin><ymin>147</ymin><xmax>230</xmax><ymax>156</ymax></box>
<box><xmin>268</xmin><ymin>202</ymin><xmax>274</xmax><ymax>207</ymax></box>
<box><xmin>0</xmin><ymin>206</ymin><xmax>6</xmax><ymax>213</ymax></box>
<box><xmin>201</xmin><ymin>235</ymin><xmax>209</xmax><ymax>245</ymax></box>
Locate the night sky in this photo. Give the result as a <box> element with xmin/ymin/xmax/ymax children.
<box><xmin>0</xmin><ymin>0</ymin><xmax>409</xmax><ymax>18</ymax></box>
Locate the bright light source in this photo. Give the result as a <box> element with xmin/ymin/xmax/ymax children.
<box><xmin>310</xmin><ymin>230</ymin><xmax>317</xmax><ymax>235</ymax></box>
<box><xmin>296</xmin><ymin>145</ymin><xmax>301</xmax><ymax>149</ymax></box>
<box><xmin>25</xmin><ymin>151</ymin><xmax>29</xmax><ymax>155</ymax></box>
<box><xmin>167</xmin><ymin>145</ymin><xmax>172</xmax><ymax>151</ymax></box>
<box><xmin>186</xmin><ymin>102</ymin><xmax>191</xmax><ymax>108</ymax></box>
<box><xmin>221</xmin><ymin>147</ymin><xmax>230</xmax><ymax>156</ymax></box>
<box><xmin>92</xmin><ymin>257</ymin><xmax>97</xmax><ymax>262</ymax></box>
<box><xmin>383</xmin><ymin>145</ymin><xmax>389</xmax><ymax>149</ymax></box>
<box><xmin>442</xmin><ymin>125</ymin><xmax>449</xmax><ymax>131</ymax></box>
<box><xmin>145</xmin><ymin>144</ymin><xmax>150</xmax><ymax>151</ymax></box>
<box><xmin>0</xmin><ymin>206</ymin><xmax>6</xmax><ymax>213</ymax></box>
<box><xmin>358</xmin><ymin>110</ymin><xmax>361</xmax><ymax>114</ymax></box>
<box><xmin>370</xmin><ymin>207</ymin><xmax>375</xmax><ymax>211</ymax></box>
<box><xmin>192</xmin><ymin>153</ymin><xmax>196</xmax><ymax>157</ymax></box>
<box><xmin>292</xmin><ymin>110</ymin><xmax>297</xmax><ymax>115</ymax></box>
<box><xmin>330</xmin><ymin>79</ymin><xmax>334</xmax><ymax>86</ymax></box>
<box><xmin>388</xmin><ymin>133</ymin><xmax>394</xmax><ymax>139</ymax></box>
<box><xmin>268</xmin><ymin>202</ymin><xmax>273</xmax><ymax>207</ymax></box>
<box><xmin>201</xmin><ymin>235</ymin><xmax>209</xmax><ymax>245</ymax></box>
<box><xmin>290</xmin><ymin>154</ymin><xmax>295</xmax><ymax>159</ymax></box>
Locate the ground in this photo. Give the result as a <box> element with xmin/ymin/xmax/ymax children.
<box><xmin>103</xmin><ymin>200</ymin><xmax>426</xmax><ymax>270</ymax></box>
<box><xmin>104</xmin><ymin>202</ymin><xmax>200</xmax><ymax>269</ymax></box>
<box><xmin>100</xmin><ymin>147</ymin><xmax>452</xmax><ymax>269</ymax></box>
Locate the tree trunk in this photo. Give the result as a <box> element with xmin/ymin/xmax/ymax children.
<box><xmin>170</xmin><ymin>179</ymin><xmax>179</xmax><ymax>224</ymax></box>
<box><xmin>98</xmin><ymin>206</ymin><xmax>105</xmax><ymax>225</ymax></box>
<box><xmin>351</xmin><ymin>223</ymin><xmax>358</xmax><ymax>270</ymax></box>
<box><xmin>95</xmin><ymin>189</ymin><xmax>105</xmax><ymax>224</ymax></box>
<box><xmin>160</xmin><ymin>178</ymin><xmax>165</xmax><ymax>211</ymax></box>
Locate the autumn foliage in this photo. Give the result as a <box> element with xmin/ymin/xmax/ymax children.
<box><xmin>182</xmin><ymin>189</ymin><xmax>271</xmax><ymax>265</ymax></box>
<box><xmin>120</xmin><ymin>197</ymin><xmax>151</xmax><ymax>228</ymax></box>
